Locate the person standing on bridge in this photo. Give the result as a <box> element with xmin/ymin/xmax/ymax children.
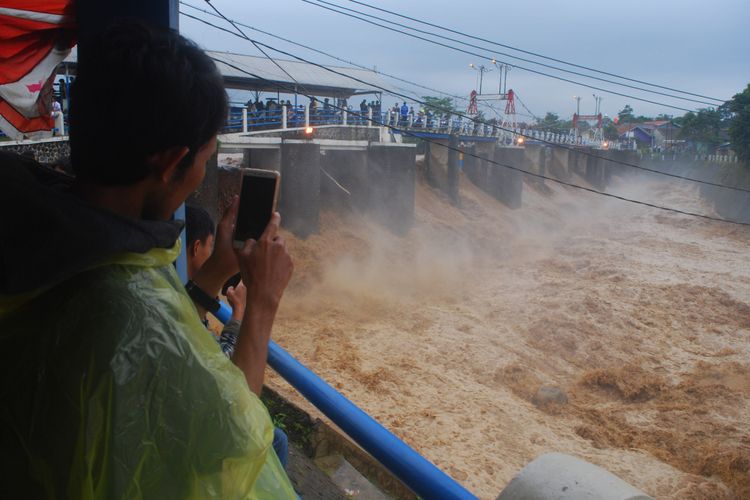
<box><xmin>400</xmin><ymin>101</ymin><xmax>409</xmax><ymax>126</ymax></box>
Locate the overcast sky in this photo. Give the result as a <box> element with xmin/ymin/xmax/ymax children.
<box><xmin>179</xmin><ymin>0</ymin><xmax>750</xmax><ymax>122</ymax></box>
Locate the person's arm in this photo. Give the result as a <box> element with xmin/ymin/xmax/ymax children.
<box><xmin>232</xmin><ymin>213</ymin><xmax>293</xmax><ymax>396</ymax></box>
<box><xmin>218</xmin><ymin>319</ymin><xmax>240</xmax><ymax>358</ymax></box>
<box><xmin>218</xmin><ymin>281</ymin><xmax>246</xmax><ymax>359</ymax></box>
<box><xmin>190</xmin><ymin>197</ymin><xmax>240</xmax><ymax>318</ymax></box>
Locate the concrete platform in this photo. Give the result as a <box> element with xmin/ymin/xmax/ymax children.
<box><xmin>496</xmin><ymin>453</ymin><xmax>652</xmax><ymax>500</ymax></box>
<box><xmin>287</xmin><ymin>445</ymin><xmax>349</xmax><ymax>499</ymax></box>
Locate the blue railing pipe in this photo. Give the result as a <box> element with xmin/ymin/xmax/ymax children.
<box><xmin>215</xmin><ymin>300</ymin><xmax>232</xmax><ymax>323</ymax></box>
<box><xmin>212</xmin><ymin>300</ymin><xmax>475</xmax><ymax>499</ymax></box>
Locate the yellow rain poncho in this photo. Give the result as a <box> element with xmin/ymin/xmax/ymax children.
<box><xmin>0</xmin><ymin>234</ymin><xmax>296</xmax><ymax>498</ymax></box>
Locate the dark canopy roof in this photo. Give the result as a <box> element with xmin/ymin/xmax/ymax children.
<box><xmin>61</xmin><ymin>47</ymin><xmax>387</xmax><ymax>99</ymax></box>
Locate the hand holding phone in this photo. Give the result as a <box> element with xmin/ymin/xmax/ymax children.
<box><xmin>234</xmin><ymin>212</ymin><xmax>293</xmax><ymax>312</ymax></box>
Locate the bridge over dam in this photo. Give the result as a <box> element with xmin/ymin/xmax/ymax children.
<box><xmin>201</xmin><ymin>125</ymin><xmax>640</xmax><ymax>238</ymax></box>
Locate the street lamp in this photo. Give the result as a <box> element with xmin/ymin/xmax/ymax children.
<box><xmin>469</xmin><ymin>63</ymin><xmax>491</xmax><ymax>95</ymax></box>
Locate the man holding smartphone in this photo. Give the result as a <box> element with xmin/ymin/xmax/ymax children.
<box><xmin>0</xmin><ymin>21</ymin><xmax>295</xmax><ymax>498</ymax></box>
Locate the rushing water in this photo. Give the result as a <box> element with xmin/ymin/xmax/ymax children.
<box><xmin>265</xmin><ymin>168</ymin><xmax>750</xmax><ymax>499</ymax></box>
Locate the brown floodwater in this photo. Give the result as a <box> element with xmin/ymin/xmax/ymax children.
<box><xmin>264</xmin><ymin>167</ymin><xmax>750</xmax><ymax>499</ymax></box>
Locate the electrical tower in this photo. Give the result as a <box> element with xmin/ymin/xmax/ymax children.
<box><xmin>572</xmin><ymin>94</ymin><xmax>603</xmax><ymax>143</ymax></box>
<box><xmin>468</xmin><ymin>59</ymin><xmax>517</xmax><ymax>129</ymax></box>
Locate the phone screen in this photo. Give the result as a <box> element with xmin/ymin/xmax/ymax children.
<box><xmin>234</xmin><ymin>173</ymin><xmax>278</xmax><ymax>242</ymax></box>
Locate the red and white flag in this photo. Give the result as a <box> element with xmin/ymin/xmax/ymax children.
<box><xmin>0</xmin><ymin>1</ymin><xmax>75</xmax><ymax>139</ymax></box>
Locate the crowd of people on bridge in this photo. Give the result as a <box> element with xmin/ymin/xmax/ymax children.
<box><xmin>227</xmin><ymin>95</ymin><xmax>508</xmax><ymax>137</ymax></box>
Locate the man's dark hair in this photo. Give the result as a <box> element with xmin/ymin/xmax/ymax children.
<box><xmin>70</xmin><ymin>20</ymin><xmax>227</xmax><ymax>185</ymax></box>
<box><xmin>185</xmin><ymin>205</ymin><xmax>215</xmax><ymax>247</ymax></box>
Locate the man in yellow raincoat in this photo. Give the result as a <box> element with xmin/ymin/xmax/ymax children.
<box><xmin>0</xmin><ymin>20</ymin><xmax>296</xmax><ymax>499</ymax></box>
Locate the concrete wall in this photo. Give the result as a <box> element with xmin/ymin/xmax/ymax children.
<box><xmin>280</xmin><ymin>141</ymin><xmax>321</xmax><ymax>238</ymax></box>
<box><xmin>549</xmin><ymin>147</ymin><xmax>572</xmax><ymax>181</ymax></box>
<box><xmin>319</xmin><ymin>149</ymin><xmax>368</xmax><ymax>210</ymax></box>
<box><xmin>640</xmin><ymin>158</ymin><xmax>750</xmax><ymax>223</ymax></box>
<box><xmin>571</xmin><ymin>147</ymin><xmax>591</xmax><ymax>177</ymax></box>
<box><xmin>522</xmin><ymin>144</ymin><xmax>546</xmax><ymax>187</ymax></box>
<box><xmin>462</xmin><ymin>143</ymin><xmax>524</xmax><ymax>208</ymax></box>
<box><xmin>585</xmin><ymin>150</ymin><xmax>607</xmax><ymax>190</ymax></box>
<box><xmin>489</xmin><ymin>146</ymin><xmax>523</xmax><ymax>208</ymax></box>
<box><xmin>462</xmin><ymin>143</ymin><xmax>483</xmax><ymax>187</ymax></box>
<box><xmin>243</xmin><ymin>148</ymin><xmax>281</xmax><ymax>172</ymax></box>
<box><xmin>367</xmin><ymin>143</ymin><xmax>416</xmax><ymax>234</ymax></box>
<box><xmin>566</xmin><ymin>148</ymin><xmax>579</xmax><ymax>179</ymax></box>
<box><xmin>425</xmin><ymin>138</ymin><xmax>459</xmax><ymax>204</ymax></box>
<box><xmin>0</xmin><ymin>138</ymin><xmax>70</xmax><ymax>165</ymax></box>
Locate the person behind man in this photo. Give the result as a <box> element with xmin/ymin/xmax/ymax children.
<box><xmin>185</xmin><ymin>204</ymin><xmax>242</xmax><ymax>345</ymax></box>
<box><xmin>0</xmin><ymin>21</ymin><xmax>295</xmax><ymax>498</ymax></box>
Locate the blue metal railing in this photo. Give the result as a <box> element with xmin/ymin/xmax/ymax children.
<box><xmin>213</xmin><ymin>301</ymin><xmax>476</xmax><ymax>499</ymax></box>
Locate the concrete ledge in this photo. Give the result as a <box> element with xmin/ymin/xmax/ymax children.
<box><xmin>0</xmin><ymin>136</ymin><xmax>68</xmax><ymax>147</ymax></box>
<box><xmin>496</xmin><ymin>453</ymin><xmax>652</xmax><ymax>500</ymax></box>
<box><xmin>218</xmin><ymin>136</ymin><xmax>374</xmax><ymax>151</ymax></box>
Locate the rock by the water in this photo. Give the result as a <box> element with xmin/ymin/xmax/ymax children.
<box><xmin>532</xmin><ymin>385</ymin><xmax>568</xmax><ymax>406</ymax></box>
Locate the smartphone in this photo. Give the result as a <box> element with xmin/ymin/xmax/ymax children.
<box><xmin>233</xmin><ymin>168</ymin><xmax>280</xmax><ymax>248</ymax></box>
<box><xmin>221</xmin><ymin>272</ymin><xmax>242</xmax><ymax>296</ymax></box>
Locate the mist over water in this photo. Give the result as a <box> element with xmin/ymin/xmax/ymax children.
<box><xmin>266</xmin><ymin>164</ymin><xmax>750</xmax><ymax>499</ymax></box>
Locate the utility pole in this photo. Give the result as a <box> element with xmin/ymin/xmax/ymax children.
<box><xmin>573</xmin><ymin>95</ymin><xmax>581</xmax><ymax>115</ymax></box>
<box><xmin>491</xmin><ymin>59</ymin><xmax>511</xmax><ymax>95</ymax></box>
<box><xmin>592</xmin><ymin>94</ymin><xmax>602</xmax><ymax>115</ymax></box>
<box><xmin>469</xmin><ymin>63</ymin><xmax>491</xmax><ymax>94</ymax></box>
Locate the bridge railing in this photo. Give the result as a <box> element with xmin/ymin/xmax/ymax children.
<box><xmin>221</xmin><ymin>103</ymin><xmax>627</xmax><ymax>150</ymax></box>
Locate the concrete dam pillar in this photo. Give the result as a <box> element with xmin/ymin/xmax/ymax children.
<box><xmin>566</xmin><ymin>148</ymin><xmax>579</xmax><ymax>179</ymax></box>
<box><xmin>549</xmin><ymin>146</ymin><xmax>572</xmax><ymax>181</ymax></box>
<box><xmin>585</xmin><ymin>149</ymin><xmax>606</xmax><ymax>190</ymax></box>
<box><xmin>280</xmin><ymin>140</ymin><xmax>320</xmax><ymax>238</ymax></box>
<box><xmin>367</xmin><ymin>143</ymin><xmax>416</xmax><ymax>235</ymax></box>
<box><xmin>489</xmin><ymin>146</ymin><xmax>523</xmax><ymax>208</ymax></box>
<box><xmin>462</xmin><ymin>143</ymin><xmax>481</xmax><ymax>186</ymax></box>
<box><xmin>572</xmin><ymin>147</ymin><xmax>591</xmax><ymax>177</ymax></box>
<box><xmin>522</xmin><ymin>144</ymin><xmax>546</xmax><ymax>186</ymax></box>
<box><xmin>425</xmin><ymin>137</ymin><xmax>459</xmax><ymax>205</ymax></box>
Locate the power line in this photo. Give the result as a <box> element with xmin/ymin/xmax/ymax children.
<box><xmin>182</xmin><ymin>10</ymin><xmax>750</xmax><ymax>226</ymax></box>
<box><xmin>310</xmin><ymin>0</ymin><xmax>718</xmax><ymax>107</ymax></box>
<box><xmin>181</xmin><ymin>2</ymin><xmax>480</xmax><ymax>108</ymax></box>
<box><xmin>202</xmin><ymin>0</ymin><xmax>301</xmax><ymax>90</ymax></box>
<box><xmin>345</xmin><ymin>0</ymin><xmax>726</xmax><ymax>103</ymax></box>
<box><xmin>300</xmin><ymin>0</ymin><xmax>704</xmax><ymax>114</ymax></box>
<box><xmin>180</xmin><ymin>9</ymin><xmax>750</xmax><ymax>195</ymax></box>
<box><xmin>182</xmin><ymin>3</ymin><xmax>510</xmax><ymax>122</ymax></box>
